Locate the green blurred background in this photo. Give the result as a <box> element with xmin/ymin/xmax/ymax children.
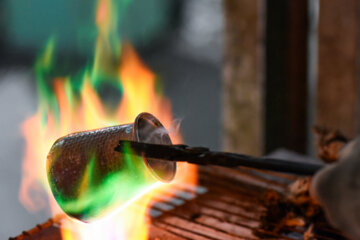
<box><xmin>4</xmin><ymin>0</ymin><xmax>174</xmax><ymax>54</ymax></box>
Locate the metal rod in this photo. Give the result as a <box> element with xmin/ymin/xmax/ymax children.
<box><xmin>115</xmin><ymin>141</ymin><xmax>324</xmax><ymax>176</ymax></box>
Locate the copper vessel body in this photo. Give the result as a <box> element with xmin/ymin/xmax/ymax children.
<box><xmin>47</xmin><ymin>112</ymin><xmax>176</xmax><ymax>221</ymax></box>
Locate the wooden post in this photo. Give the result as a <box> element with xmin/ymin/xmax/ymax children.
<box><xmin>223</xmin><ymin>0</ymin><xmax>264</xmax><ymax>155</ymax></box>
<box><xmin>265</xmin><ymin>0</ymin><xmax>308</xmax><ymax>154</ymax></box>
<box><xmin>317</xmin><ymin>0</ymin><xmax>360</xmax><ymax>137</ymax></box>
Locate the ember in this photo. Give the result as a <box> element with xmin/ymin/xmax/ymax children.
<box><xmin>11</xmin><ymin>165</ymin><xmax>350</xmax><ymax>240</ymax></box>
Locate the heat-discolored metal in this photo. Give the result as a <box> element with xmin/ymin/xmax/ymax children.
<box><xmin>47</xmin><ymin>112</ymin><xmax>176</xmax><ymax>221</ymax></box>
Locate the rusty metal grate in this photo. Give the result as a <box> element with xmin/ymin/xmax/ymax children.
<box><xmin>10</xmin><ymin>166</ymin><xmax>348</xmax><ymax>240</ymax></box>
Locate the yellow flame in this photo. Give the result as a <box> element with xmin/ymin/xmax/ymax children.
<box><xmin>19</xmin><ymin>0</ymin><xmax>197</xmax><ymax>239</ymax></box>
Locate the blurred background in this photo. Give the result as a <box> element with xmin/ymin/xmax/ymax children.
<box><xmin>2</xmin><ymin>0</ymin><xmax>360</xmax><ymax>238</ymax></box>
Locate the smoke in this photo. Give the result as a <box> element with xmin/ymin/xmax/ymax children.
<box><xmin>168</xmin><ymin>118</ymin><xmax>183</xmax><ymax>137</ymax></box>
<box><xmin>141</xmin><ymin>118</ymin><xmax>183</xmax><ymax>145</ymax></box>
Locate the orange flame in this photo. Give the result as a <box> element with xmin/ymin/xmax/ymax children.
<box><xmin>19</xmin><ymin>0</ymin><xmax>197</xmax><ymax>238</ymax></box>
<box><xmin>19</xmin><ymin>17</ymin><xmax>197</xmax><ymax>240</ymax></box>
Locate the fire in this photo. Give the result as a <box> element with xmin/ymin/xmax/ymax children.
<box><xmin>19</xmin><ymin>0</ymin><xmax>197</xmax><ymax>239</ymax></box>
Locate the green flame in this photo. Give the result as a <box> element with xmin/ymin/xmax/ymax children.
<box><xmin>34</xmin><ymin>0</ymin><xmax>132</xmax><ymax>127</ymax></box>
<box><xmin>35</xmin><ymin>0</ymin><xmax>164</xmax><ymax>221</ymax></box>
<box><xmin>53</xmin><ymin>143</ymin><xmax>156</xmax><ymax>221</ymax></box>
